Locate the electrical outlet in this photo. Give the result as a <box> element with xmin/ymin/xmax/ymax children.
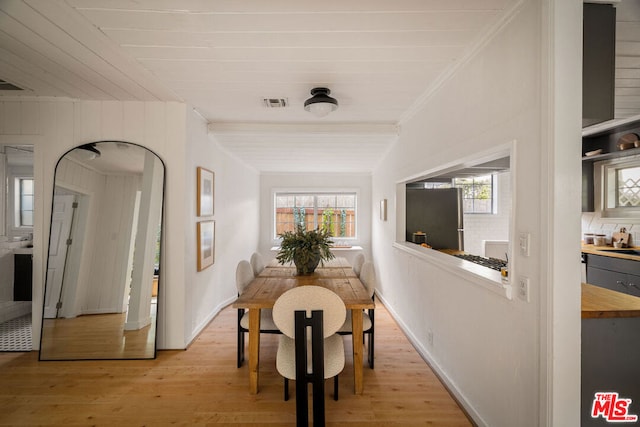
<box><xmin>519</xmin><ymin>232</ymin><xmax>530</xmax><ymax>257</ymax></box>
<box><xmin>427</xmin><ymin>329</ymin><xmax>434</xmax><ymax>346</ymax></box>
<box><xmin>518</xmin><ymin>276</ymin><xmax>530</xmax><ymax>302</ymax></box>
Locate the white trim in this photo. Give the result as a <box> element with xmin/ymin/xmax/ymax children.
<box><xmin>8</xmin><ymin>169</ymin><xmax>34</xmax><ymax>235</ymax></box>
<box><xmin>270</xmin><ymin>188</ymin><xmax>361</xmax><ymax>242</ymax></box>
<box><xmin>186</xmin><ymin>295</ymin><xmax>236</xmax><ymax>347</ymax></box>
<box><xmin>581</xmin><ymin>114</ymin><xmax>640</xmax><ymax>137</ymax></box>
<box><xmin>393</xmin><ymin>242</ymin><xmax>512</xmax><ymax>300</ymax></box>
<box><xmin>541</xmin><ymin>0</ymin><xmax>584</xmax><ymax>424</ymax></box>
<box><xmin>582</xmin><ymin>0</ymin><xmax>621</xmax><ymax>6</ymax></box>
<box><xmin>396</xmin><ymin>143</ymin><xmax>514</xmax><ymax>185</ymax></box>
<box><xmin>0</xmin><ymin>135</ymin><xmax>45</xmax><ymax>144</ymax></box>
<box><xmin>261</xmin><ymin>171</ymin><xmax>371</xmax><ymax>178</ymax></box>
<box><xmin>270</xmin><ymin>245</ymin><xmax>363</xmax><ymax>252</ymax></box>
<box><xmin>393</xmin><ymin>143</ymin><xmax>515</xmax><ymax>300</ymax></box>
<box><xmin>594</xmin><ymin>154</ymin><xmax>640</xmax><ymax>222</ymax></box>
<box><xmin>208</xmin><ymin>122</ymin><xmax>399</xmax><ymax>137</ymax></box>
<box><xmin>124</xmin><ymin>316</ymin><xmax>152</xmax><ymax>330</ymax></box>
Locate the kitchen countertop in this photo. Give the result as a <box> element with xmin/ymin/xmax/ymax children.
<box><xmin>581</xmin><ymin>244</ymin><xmax>640</xmax><ymax>261</ymax></box>
<box><xmin>582</xmin><ymin>282</ymin><xmax>640</xmax><ymax>318</ymax></box>
<box><xmin>13</xmin><ymin>247</ymin><xmax>33</xmax><ymax>255</ymax></box>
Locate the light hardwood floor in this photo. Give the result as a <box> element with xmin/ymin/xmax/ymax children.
<box><xmin>40</xmin><ymin>313</ymin><xmax>156</xmax><ymax>360</ymax></box>
<box><xmin>0</xmin><ymin>300</ymin><xmax>473</xmax><ymax>426</ymax></box>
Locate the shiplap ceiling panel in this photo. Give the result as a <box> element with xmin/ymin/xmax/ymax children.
<box><xmin>0</xmin><ymin>55</ymin><xmax>79</xmax><ymax>98</ymax></box>
<box><xmin>1</xmin><ymin>0</ymin><xmax>524</xmax><ymax>172</ymax></box>
<box><xmin>104</xmin><ymin>29</ymin><xmax>479</xmax><ymax>49</ymax></box>
<box><xmin>1</xmin><ymin>1</ymin><xmax>157</xmax><ymax>100</ymax></box>
<box><xmin>122</xmin><ymin>46</ymin><xmax>465</xmax><ymax>62</ymax></box>
<box><xmin>74</xmin><ymin>10</ymin><xmax>499</xmax><ymax>33</ymax></box>
<box><xmin>616</xmin><ymin>0</ymin><xmax>640</xmax><ymax>119</ymax></box>
<box><xmin>66</xmin><ymin>0</ymin><xmax>512</xmax><ymax>12</ymax></box>
<box><xmin>213</xmin><ymin>133</ymin><xmax>392</xmax><ymax>173</ymax></box>
<box><xmin>0</xmin><ymin>27</ymin><xmax>111</xmax><ymax>98</ymax></box>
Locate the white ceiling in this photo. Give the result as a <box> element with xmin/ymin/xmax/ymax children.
<box><xmin>1</xmin><ymin>0</ymin><xmax>530</xmax><ymax>172</ymax></box>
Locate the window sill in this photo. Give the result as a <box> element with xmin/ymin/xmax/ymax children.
<box><xmin>598</xmin><ymin>211</ymin><xmax>640</xmax><ymax>223</ymax></box>
<box><xmin>392</xmin><ymin>241</ymin><xmax>513</xmax><ymax>300</ymax></box>
<box><xmin>270</xmin><ymin>245</ymin><xmax>363</xmax><ymax>252</ymax></box>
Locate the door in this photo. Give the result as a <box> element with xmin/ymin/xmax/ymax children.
<box><xmin>43</xmin><ymin>195</ymin><xmax>75</xmax><ymax>318</ymax></box>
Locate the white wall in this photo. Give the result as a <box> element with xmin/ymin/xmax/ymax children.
<box><xmin>183</xmin><ymin>109</ymin><xmax>260</xmax><ymax>344</ymax></box>
<box><xmin>0</xmin><ymin>244</ymin><xmax>14</xmax><ymax>301</ymax></box>
<box><xmin>0</xmin><ymin>99</ymin><xmax>259</xmax><ymax>350</ymax></box>
<box><xmin>371</xmin><ymin>1</ymin><xmax>581</xmax><ymax>425</ymax></box>
<box><xmin>258</xmin><ymin>172</ymin><xmax>372</xmax><ymax>264</ymax></box>
<box><xmin>581</xmin><ymin>212</ymin><xmax>640</xmax><ymax>247</ymax></box>
<box><xmin>0</xmin><ymin>100</ymin><xmax>191</xmax><ymax>349</ymax></box>
<box><xmin>463</xmin><ymin>171</ymin><xmax>511</xmax><ymax>256</ymax></box>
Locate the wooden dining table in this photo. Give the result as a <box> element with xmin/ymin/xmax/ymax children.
<box><xmin>233</xmin><ymin>257</ymin><xmax>374</xmax><ymax>395</ymax></box>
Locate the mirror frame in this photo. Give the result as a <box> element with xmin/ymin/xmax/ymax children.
<box><xmin>39</xmin><ymin>140</ymin><xmax>165</xmax><ymax>360</ymax></box>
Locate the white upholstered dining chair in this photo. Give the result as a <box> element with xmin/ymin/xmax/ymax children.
<box><xmin>352</xmin><ymin>253</ymin><xmax>365</xmax><ymax>277</ymax></box>
<box><xmin>249</xmin><ymin>252</ymin><xmax>265</xmax><ymax>276</ymax></box>
<box><xmin>235</xmin><ymin>260</ymin><xmax>280</xmax><ymax>368</ymax></box>
<box><xmin>272</xmin><ymin>286</ymin><xmax>346</xmax><ymax>426</ymax></box>
<box><xmin>338</xmin><ymin>260</ymin><xmax>376</xmax><ymax>368</ymax></box>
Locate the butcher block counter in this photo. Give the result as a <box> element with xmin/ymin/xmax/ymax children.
<box><xmin>582</xmin><ymin>282</ymin><xmax>640</xmax><ymax>318</ymax></box>
<box><xmin>581</xmin><ymin>244</ymin><xmax>640</xmax><ymax>261</ymax></box>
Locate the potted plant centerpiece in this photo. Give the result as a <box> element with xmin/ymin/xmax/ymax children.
<box><xmin>276</xmin><ymin>225</ymin><xmax>335</xmax><ymax>275</ymax></box>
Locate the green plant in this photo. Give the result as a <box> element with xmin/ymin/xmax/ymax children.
<box><xmin>276</xmin><ymin>225</ymin><xmax>335</xmax><ymax>274</ymax></box>
<box><xmin>293</xmin><ymin>207</ymin><xmax>306</xmax><ymax>228</ymax></box>
<box><xmin>322</xmin><ymin>208</ymin><xmax>335</xmax><ymax>235</ymax></box>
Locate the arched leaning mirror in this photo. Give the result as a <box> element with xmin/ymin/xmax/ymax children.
<box><xmin>39</xmin><ymin>141</ymin><xmax>164</xmax><ymax>360</ymax></box>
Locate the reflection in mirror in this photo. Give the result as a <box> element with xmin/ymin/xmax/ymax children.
<box><xmin>39</xmin><ymin>141</ymin><xmax>164</xmax><ymax>360</ymax></box>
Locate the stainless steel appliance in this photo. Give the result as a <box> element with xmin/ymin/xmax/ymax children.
<box><xmin>405</xmin><ymin>187</ymin><xmax>464</xmax><ymax>250</ymax></box>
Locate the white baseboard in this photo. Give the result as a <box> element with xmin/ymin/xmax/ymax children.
<box><xmin>124</xmin><ymin>316</ymin><xmax>151</xmax><ymax>330</ymax></box>
<box><xmin>375</xmin><ymin>291</ymin><xmax>487</xmax><ymax>427</ymax></box>
<box><xmin>186</xmin><ymin>294</ymin><xmax>236</xmax><ymax>347</ymax></box>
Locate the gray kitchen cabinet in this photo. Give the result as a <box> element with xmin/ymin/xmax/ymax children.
<box><xmin>13</xmin><ymin>253</ymin><xmax>32</xmax><ymax>301</ymax></box>
<box><xmin>583</xmin><ymin>3</ymin><xmax>616</xmax><ymax>128</ymax></box>
<box><xmin>585</xmin><ymin>254</ymin><xmax>640</xmax><ymax>297</ymax></box>
<box><xmin>582</xmin><ymin>317</ymin><xmax>640</xmax><ymax>427</ymax></box>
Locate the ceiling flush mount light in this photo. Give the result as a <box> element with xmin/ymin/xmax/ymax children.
<box><xmin>78</xmin><ymin>143</ymin><xmax>101</xmax><ymax>160</ymax></box>
<box><xmin>304</xmin><ymin>87</ymin><xmax>338</xmax><ymax>118</ymax></box>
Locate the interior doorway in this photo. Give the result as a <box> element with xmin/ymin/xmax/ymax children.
<box><xmin>0</xmin><ymin>144</ymin><xmax>34</xmax><ymax>352</ymax></box>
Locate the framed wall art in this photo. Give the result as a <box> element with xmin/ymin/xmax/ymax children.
<box><xmin>197</xmin><ymin>167</ymin><xmax>214</xmax><ymax>216</ymax></box>
<box><xmin>197</xmin><ymin>220</ymin><xmax>215</xmax><ymax>271</ymax></box>
<box><xmin>380</xmin><ymin>199</ymin><xmax>387</xmax><ymax>221</ymax></box>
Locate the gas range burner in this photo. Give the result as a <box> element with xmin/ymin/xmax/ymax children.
<box><xmin>453</xmin><ymin>254</ymin><xmax>507</xmax><ymax>271</ymax></box>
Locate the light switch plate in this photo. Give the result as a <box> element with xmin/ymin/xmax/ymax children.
<box><xmin>518</xmin><ymin>276</ymin><xmax>530</xmax><ymax>302</ymax></box>
<box><xmin>519</xmin><ymin>232</ymin><xmax>530</xmax><ymax>257</ymax></box>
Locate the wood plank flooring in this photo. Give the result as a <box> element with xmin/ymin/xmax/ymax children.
<box><xmin>40</xmin><ymin>313</ymin><xmax>156</xmax><ymax>360</ymax></box>
<box><xmin>0</xmin><ymin>300</ymin><xmax>472</xmax><ymax>426</ymax></box>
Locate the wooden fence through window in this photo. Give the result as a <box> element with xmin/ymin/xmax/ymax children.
<box><xmin>275</xmin><ymin>208</ymin><xmax>355</xmax><ymax>237</ymax></box>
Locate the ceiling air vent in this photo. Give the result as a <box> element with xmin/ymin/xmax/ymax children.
<box><xmin>263</xmin><ymin>98</ymin><xmax>288</xmax><ymax>108</ymax></box>
<box><xmin>0</xmin><ymin>79</ymin><xmax>24</xmax><ymax>91</ymax></box>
